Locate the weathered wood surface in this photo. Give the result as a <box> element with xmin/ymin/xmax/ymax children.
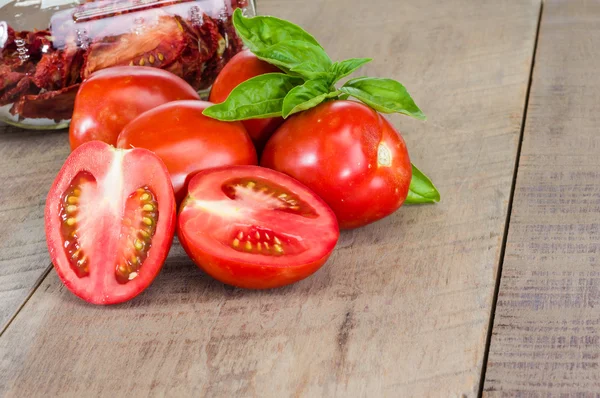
<box><xmin>0</xmin><ymin>0</ymin><xmax>540</xmax><ymax>396</ymax></box>
<box><xmin>0</xmin><ymin>124</ymin><xmax>69</xmax><ymax>330</ymax></box>
<box><xmin>483</xmin><ymin>0</ymin><xmax>600</xmax><ymax>395</ymax></box>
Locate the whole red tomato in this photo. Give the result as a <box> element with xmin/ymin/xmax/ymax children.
<box><xmin>117</xmin><ymin>100</ymin><xmax>257</xmax><ymax>203</ymax></box>
<box><xmin>45</xmin><ymin>141</ymin><xmax>176</xmax><ymax>304</ymax></box>
<box><xmin>209</xmin><ymin>50</ymin><xmax>284</xmax><ymax>149</ymax></box>
<box><xmin>261</xmin><ymin>100</ymin><xmax>412</xmax><ymax>229</ymax></box>
<box><xmin>69</xmin><ymin>66</ymin><xmax>200</xmax><ymax>151</ymax></box>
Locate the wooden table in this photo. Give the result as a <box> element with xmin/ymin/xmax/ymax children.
<box><xmin>0</xmin><ymin>0</ymin><xmax>598</xmax><ymax>396</ymax></box>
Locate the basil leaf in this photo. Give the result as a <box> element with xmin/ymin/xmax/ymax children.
<box><xmin>289</xmin><ymin>62</ymin><xmax>332</xmax><ymax>80</ymax></box>
<box><xmin>254</xmin><ymin>40</ymin><xmax>332</xmax><ymax>76</ymax></box>
<box><xmin>340</xmin><ymin>77</ymin><xmax>426</xmax><ymax>120</ymax></box>
<box><xmin>405</xmin><ymin>163</ymin><xmax>440</xmax><ymax>204</ymax></box>
<box><xmin>329</xmin><ymin>58</ymin><xmax>372</xmax><ymax>82</ymax></box>
<box><xmin>203</xmin><ymin>73</ymin><xmax>303</xmax><ymax>121</ymax></box>
<box><xmin>282</xmin><ymin>79</ymin><xmax>339</xmax><ymax>118</ymax></box>
<box><xmin>232</xmin><ymin>8</ymin><xmax>323</xmax><ymax>52</ymax></box>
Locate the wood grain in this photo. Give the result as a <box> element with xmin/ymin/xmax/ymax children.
<box><xmin>0</xmin><ymin>124</ymin><xmax>69</xmax><ymax>330</ymax></box>
<box><xmin>483</xmin><ymin>1</ymin><xmax>600</xmax><ymax>395</ymax></box>
<box><xmin>0</xmin><ymin>0</ymin><xmax>540</xmax><ymax>396</ymax></box>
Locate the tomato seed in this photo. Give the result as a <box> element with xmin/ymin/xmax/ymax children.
<box><xmin>134</xmin><ymin>239</ymin><xmax>144</xmax><ymax>251</ymax></box>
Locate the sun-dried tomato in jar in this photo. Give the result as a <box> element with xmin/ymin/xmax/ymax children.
<box><xmin>0</xmin><ymin>0</ymin><xmax>254</xmax><ymax>129</ymax></box>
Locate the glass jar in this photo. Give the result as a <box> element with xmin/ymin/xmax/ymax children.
<box><xmin>0</xmin><ymin>0</ymin><xmax>255</xmax><ymax>129</ymax></box>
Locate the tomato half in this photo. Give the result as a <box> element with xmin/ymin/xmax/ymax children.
<box><xmin>45</xmin><ymin>141</ymin><xmax>176</xmax><ymax>304</ymax></box>
<box><xmin>209</xmin><ymin>50</ymin><xmax>284</xmax><ymax>149</ymax></box>
<box><xmin>117</xmin><ymin>100</ymin><xmax>257</xmax><ymax>203</ymax></box>
<box><xmin>69</xmin><ymin>66</ymin><xmax>200</xmax><ymax>151</ymax></box>
<box><xmin>178</xmin><ymin>166</ymin><xmax>339</xmax><ymax>289</ymax></box>
<box><xmin>261</xmin><ymin>100</ymin><xmax>412</xmax><ymax>229</ymax></box>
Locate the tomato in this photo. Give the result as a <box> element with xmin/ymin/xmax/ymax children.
<box><xmin>261</xmin><ymin>100</ymin><xmax>412</xmax><ymax>229</ymax></box>
<box><xmin>69</xmin><ymin>66</ymin><xmax>200</xmax><ymax>151</ymax></box>
<box><xmin>209</xmin><ymin>50</ymin><xmax>284</xmax><ymax>149</ymax></box>
<box><xmin>117</xmin><ymin>100</ymin><xmax>257</xmax><ymax>203</ymax></box>
<box><xmin>178</xmin><ymin>165</ymin><xmax>339</xmax><ymax>289</ymax></box>
<box><xmin>45</xmin><ymin>141</ymin><xmax>176</xmax><ymax>304</ymax></box>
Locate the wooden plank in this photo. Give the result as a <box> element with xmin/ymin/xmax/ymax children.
<box><xmin>0</xmin><ymin>0</ymin><xmax>540</xmax><ymax>396</ymax></box>
<box><xmin>0</xmin><ymin>124</ymin><xmax>69</xmax><ymax>330</ymax></box>
<box><xmin>483</xmin><ymin>0</ymin><xmax>600</xmax><ymax>395</ymax></box>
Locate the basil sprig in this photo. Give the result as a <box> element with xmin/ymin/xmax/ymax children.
<box><xmin>205</xmin><ymin>9</ymin><xmax>423</xmax><ymax>123</ymax></box>
<box><xmin>204</xmin><ymin>9</ymin><xmax>439</xmax><ymax>204</ymax></box>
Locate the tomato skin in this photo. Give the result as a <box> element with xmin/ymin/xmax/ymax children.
<box><xmin>209</xmin><ymin>50</ymin><xmax>284</xmax><ymax>149</ymax></box>
<box><xmin>178</xmin><ymin>231</ymin><xmax>332</xmax><ymax>289</ymax></box>
<box><xmin>69</xmin><ymin>66</ymin><xmax>200</xmax><ymax>151</ymax></box>
<box><xmin>117</xmin><ymin>100</ymin><xmax>257</xmax><ymax>203</ymax></box>
<box><xmin>45</xmin><ymin>141</ymin><xmax>176</xmax><ymax>304</ymax></box>
<box><xmin>261</xmin><ymin>100</ymin><xmax>412</xmax><ymax>229</ymax></box>
<box><xmin>178</xmin><ymin>165</ymin><xmax>339</xmax><ymax>289</ymax></box>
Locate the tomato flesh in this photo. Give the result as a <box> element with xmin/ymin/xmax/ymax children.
<box><xmin>261</xmin><ymin>100</ymin><xmax>412</xmax><ymax>229</ymax></box>
<box><xmin>69</xmin><ymin>66</ymin><xmax>200</xmax><ymax>151</ymax></box>
<box><xmin>178</xmin><ymin>166</ymin><xmax>339</xmax><ymax>289</ymax></box>
<box><xmin>209</xmin><ymin>50</ymin><xmax>284</xmax><ymax>150</ymax></box>
<box><xmin>117</xmin><ymin>100</ymin><xmax>257</xmax><ymax>203</ymax></box>
<box><xmin>45</xmin><ymin>141</ymin><xmax>176</xmax><ymax>304</ymax></box>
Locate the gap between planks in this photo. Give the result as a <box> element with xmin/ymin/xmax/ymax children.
<box><xmin>0</xmin><ymin>264</ymin><xmax>52</xmax><ymax>337</ymax></box>
<box><xmin>477</xmin><ymin>1</ymin><xmax>544</xmax><ymax>396</ymax></box>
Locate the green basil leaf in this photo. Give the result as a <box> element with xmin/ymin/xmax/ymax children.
<box><xmin>329</xmin><ymin>58</ymin><xmax>372</xmax><ymax>82</ymax></box>
<box><xmin>289</xmin><ymin>62</ymin><xmax>332</xmax><ymax>80</ymax></box>
<box><xmin>254</xmin><ymin>40</ymin><xmax>332</xmax><ymax>76</ymax></box>
<box><xmin>340</xmin><ymin>77</ymin><xmax>426</xmax><ymax>120</ymax></box>
<box><xmin>282</xmin><ymin>79</ymin><xmax>339</xmax><ymax>118</ymax></box>
<box><xmin>405</xmin><ymin>163</ymin><xmax>440</xmax><ymax>204</ymax></box>
<box><xmin>232</xmin><ymin>8</ymin><xmax>323</xmax><ymax>52</ymax></box>
<box><xmin>203</xmin><ymin>73</ymin><xmax>303</xmax><ymax>121</ymax></box>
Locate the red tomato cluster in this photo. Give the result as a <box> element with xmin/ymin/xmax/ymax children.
<box><xmin>46</xmin><ymin>50</ymin><xmax>412</xmax><ymax>304</ymax></box>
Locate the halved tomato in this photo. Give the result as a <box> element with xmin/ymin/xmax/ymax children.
<box><xmin>45</xmin><ymin>141</ymin><xmax>176</xmax><ymax>304</ymax></box>
<box><xmin>178</xmin><ymin>165</ymin><xmax>339</xmax><ymax>289</ymax></box>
